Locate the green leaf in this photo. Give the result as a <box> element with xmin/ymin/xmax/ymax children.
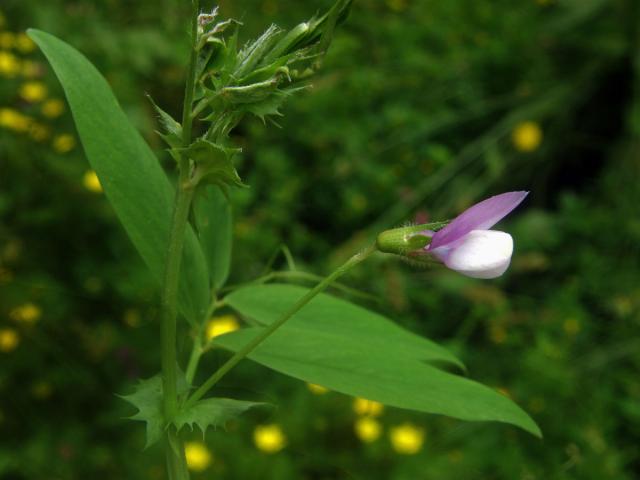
<box><xmin>28</xmin><ymin>30</ymin><xmax>210</xmax><ymax>325</ymax></box>
<box><xmin>216</xmin><ymin>327</ymin><xmax>540</xmax><ymax>437</ymax></box>
<box><xmin>119</xmin><ymin>376</ymin><xmax>165</xmax><ymax>448</ymax></box>
<box><xmin>219</xmin><ymin>284</ymin><xmax>541</xmax><ymax>436</ymax></box>
<box><xmin>120</xmin><ymin>375</ymin><xmax>190</xmax><ymax>448</ymax></box>
<box><xmin>193</xmin><ymin>185</ymin><xmax>232</xmax><ymax>290</ymax></box>
<box><xmin>173</xmin><ymin>398</ymin><xmax>265</xmax><ymax>435</ymax></box>
<box><xmin>225</xmin><ymin>284</ymin><xmax>464</xmax><ymax>369</ymax></box>
<box><xmin>179</xmin><ymin>139</ymin><xmax>245</xmax><ymax>189</ymax></box>
<box><xmin>147</xmin><ymin>94</ymin><xmax>183</xmax><ymax>149</ymax></box>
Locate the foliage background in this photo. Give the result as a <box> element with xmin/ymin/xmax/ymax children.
<box><xmin>1</xmin><ymin>0</ymin><xmax>639</xmax><ymax>478</ymax></box>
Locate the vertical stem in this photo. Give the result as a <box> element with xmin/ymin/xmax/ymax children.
<box><xmin>161</xmin><ymin>179</ymin><xmax>194</xmax><ymax>419</ymax></box>
<box><xmin>162</xmin><ymin>1</ymin><xmax>199</xmax><ymax>479</ymax></box>
<box><xmin>184</xmin><ymin>245</ymin><xmax>376</xmax><ymax>409</ymax></box>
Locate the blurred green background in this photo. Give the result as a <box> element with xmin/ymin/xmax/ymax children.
<box><xmin>1</xmin><ymin>0</ymin><xmax>640</xmax><ymax>478</ymax></box>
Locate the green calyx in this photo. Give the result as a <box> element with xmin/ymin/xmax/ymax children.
<box><xmin>376</xmin><ymin>222</ymin><xmax>448</xmax><ymax>255</ymax></box>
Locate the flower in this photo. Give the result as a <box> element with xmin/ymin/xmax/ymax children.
<box><xmin>10</xmin><ymin>302</ymin><xmax>41</xmax><ymax>324</ymax></box>
<box><xmin>423</xmin><ymin>191</ymin><xmax>528</xmax><ymax>278</ymax></box>
<box><xmin>354</xmin><ymin>417</ymin><xmax>382</xmax><ymax>443</ymax></box>
<box><xmin>15</xmin><ymin>33</ymin><xmax>36</xmax><ymax>53</ymax></box>
<box><xmin>0</xmin><ymin>328</ymin><xmax>19</xmax><ymax>353</ymax></box>
<box><xmin>0</xmin><ymin>51</ymin><xmax>20</xmax><ymax>77</ymax></box>
<box><xmin>19</xmin><ymin>81</ymin><xmax>48</xmax><ymax>103</ymax></box>
<box><xmin>53</xmin><ymin>134</ymin><xmax>76</xmax><ymax>154</ymax></box>
<box><xmin>184</xmin><ymin>442</ymin><xmax>212</xmax><ymax>472</ymax></box>
<box><xmin>41</xmin><ymin>99</ymin><xmax>65</xmax><ymax>118</ymax></box>
<box><xmin>253</xmin><ymin>424</ymin><xmax>286</xmax><ymax>453</ymax></box>
<box><xmin>353</xmin><ymin>397</ymin><xmax>384</xmax><ymax>417</ymax></box>
<box><xmin>206</xmin><ymin>314</ymin><xmax>239</xmax><ymax>340</ymax></box>
<box><xmin>389</xmin><ymin>423</ymin><xmax>424</xmax><ymax>455</ymax></box>
<box><xmin>82</xmin><ymin>170</ymin><xmax>102</xmax><ymax>192</ymax></box>
<box><xmin>512</xmin><ymin>121</ymin><xmax>542</xmax><ymax>152</ymax></box>
<box><xmin>0</xmin><ymin>108</ymin><xmax>31</xmax><ymax>132</ymax></box>
<box><xmin>376</xmin><ymin>192</ymin><xmax>528</xmax><ymax>278</ymax></box>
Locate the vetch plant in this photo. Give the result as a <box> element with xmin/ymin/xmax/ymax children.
<box><xmin>27</xmin><ymin>1</ymin><xmax>539</xmax><ymax>478</ymax></box>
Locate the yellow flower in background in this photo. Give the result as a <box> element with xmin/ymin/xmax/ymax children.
<box><xmin>0</xmin><ymin>108</ymin><xmax>31</xmax><ymax>132</ymax></box>
<box><xmin>41</xmin><ymin>98</ymin><xmax>65</xmax><ymax>118</ymax></box>
<box><xmin>19</xmin><ymin>81</ymin><xmax>48</xmax><ymax>103</ymax></box>
<box><xmin>353</xmin><ymin>397</ymin><xmax>384</xmax><ymax>417</ymax></box>
<box><xmin>253</xmin><ymin>424</ymin><xmax>286</xmax><ymax>453</ymax></box>
<box><xmin>389</xmin><ymin>423</ymin><xmax>424</xmax><ymax>455</ymax></box>
<box><xmin>29</xmin><ymin>123</ymin><xmax>50</xmax><ymax>142</ymax></box>
<box><xmin>0</xmin><ymin>51</ymin><xmax>20</xmax><ymax>77</ymax></box>
<box><xmin>53</xmin><ymin>134</ymin><xmax>76</xmax><ymax>154</ymax></box>
<box><xmin>184</xmin><ymin>442</ymin><xmax>212</xmax><ymax>472</ymax></box>
<box><xmin>0</xmin><ymin>32</ymin><xmax>15</xmax><ymax>49</ymax></box>
<box><xmin>15</xmin><ymin>33</ymin><xmax>36</xmax><ymax>53</ymax></box>
<box><xmin>0</xmin><ymin>328</ymin><xmax>20</xmax><ymax>353</ymax></box>
<box><xmin>512</xmin><ymin>121</ymin><xmax>542</xmax><ymax>152</ymax></box>
<box><xmin>354</xmin><ymin>417</ymin><xmax>382</xmax><ymax>443</ymax></box>
<box><xmin>10</xmin><ymin>302</ymin><xmax>41</xmax><ymax>324</ymax></box>
<box><xmin>82</xmin><ymin>170</ymin><xmax>103</xmax><ymax>193</ymax></box>
<box><xmin>307</xmin><ymin>383</ymin><xmax>329</xmax><ymax>395</ymax></box>
<box><xmin>206</xmin><ymin>314</ymin><xmax>239</xmax><ymax>341</ymax></box>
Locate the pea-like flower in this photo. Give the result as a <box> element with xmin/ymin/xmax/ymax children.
<box><xmin>424</xmin><ymin>191</ymin><xmax>528</xmax><ymax>278</ymax></box>
<box><xmin>376</xmin><ymin>191</ymin><xmax>528</xmax><ymax>279</ymax></box>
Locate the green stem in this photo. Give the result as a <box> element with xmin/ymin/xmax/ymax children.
<box><xmin>185</xmin><ymin>329</ymin><xmax>203</xmax><ymax>385</ymax></box>
<box><xmin>161</xmin><ymin>172</ymin><xmax>194</xmax><ymax>419</ymax></box>
<box><xmin>184</xmin><ymin>244</ymin><xmax>377</xmax><ymax>409</ymax></box>
<box><xmin>185</xmin><ymin>289</ymin><xmax>220</xmax><ymax>384</ymax></box>
<box><xmin>162</xmin><ymin>1</ymin><xmax>199</xmax><ymax>479</ymax></box>
<box><xmin>181</xmin><ymin>0</ymin><xmax>200</xmax><ymax>145</ymax></box>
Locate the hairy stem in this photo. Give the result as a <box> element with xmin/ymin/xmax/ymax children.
<box><xmin>184</xmin><ymin>245</ymin><xmax>377</xmax><ymax>409</ymax></box>
<box><xmin>162</xmin><ymin>1</ymin><xmax>199</xmax><ymax>479</ymax></box>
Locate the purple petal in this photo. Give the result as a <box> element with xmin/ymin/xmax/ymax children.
<box><xmin>428</xmin><ymin>191</ymin><xmax>528</xmax><ymax>249</ymax></box>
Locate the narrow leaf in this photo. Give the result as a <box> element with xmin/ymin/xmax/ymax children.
<box><xmin>216</xmin><ymin>327</ymin><xmax>541</xmax><ymax>437</ymax></box>
<box><xmin>28</xmin><ymin>29</ymin><xmax>210</xmax><ymax>324</ymax></box>
<box><xmin>225</xmin><ymin>284</ymin><xmax>464</xmax><ymax>369</ymax></box>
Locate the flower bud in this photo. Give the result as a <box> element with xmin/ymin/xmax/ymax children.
<box><xmin>376</xmin><ymin>223</ymin><xmax>446</xmax><ymax>255</ymax></box>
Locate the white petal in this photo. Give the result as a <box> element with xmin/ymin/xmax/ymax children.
<box><xmin>444</xmin><ymin>230</ymin><xmax>513</xmax><ymax>279</ymax></box>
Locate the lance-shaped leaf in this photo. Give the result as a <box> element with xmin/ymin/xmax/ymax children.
<box><xmin>225</xmin><ymin>284</ymin><xmax>464</xmax><ymax>369</ymax></box>
<box><xmin>173</xmin><ymin>398</ymin><xmax>266</xmax><ymax>435</ymax></box>
<box><xmin>193</xmin><ymin>185</ymin><xmax>232</xmax><ymax>290</ymax></box>
<box><xmin>216</xmin><ymin>327</ymin><xmax>540</xmax><ymax>437</ymax></box>
<box><xmin>28</xmin><ymin>29</ymin><xmax>210</xmax><ymax>325</ymax></box>
<box><xmin>218</xmin><ymin>284</ymin><xmax>541</xmax><ymax>436</ymax></box>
